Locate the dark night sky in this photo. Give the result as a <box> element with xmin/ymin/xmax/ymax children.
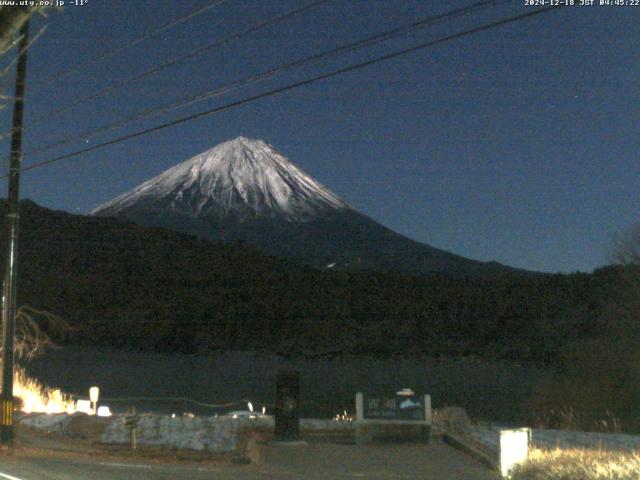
<box><xmin>0</xmin><ymin>0</ymin><xmax>638</xmax><ymax>273</ymax></box>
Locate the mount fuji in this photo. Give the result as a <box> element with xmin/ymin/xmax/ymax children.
<box><xmin>91</xmin><ymin>136</ymin><xmax>522</xmax><ymax>277</ymax></box>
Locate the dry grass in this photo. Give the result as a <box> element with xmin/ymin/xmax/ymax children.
<box><xmin>532</xmin><ymin>406</ymin><xmax>623</xmax><ymax>434</ymax></box>
<box><xmin>509</xmin><ymin>448</ymin><xmax>640</xmax><ymax>480</ymax></box>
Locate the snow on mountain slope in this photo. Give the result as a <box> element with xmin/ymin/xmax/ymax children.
<box><xmin>91</xmin><ymin>136</ymin><xmax>349</xmax><ymax>221</ymax></box>
<box><xmin>91</xmin><ymin>136</ymin><xmax>528</xmax><ymax>277</ymax></box>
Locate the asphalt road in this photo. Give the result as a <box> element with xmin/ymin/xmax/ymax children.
<box><xmin>0</xmin><ymin>440</ymin><xmax>496</xmax><ymax>479</ymax></box>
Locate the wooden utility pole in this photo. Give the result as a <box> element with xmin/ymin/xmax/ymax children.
<box><xmin>0</xmin><ymin>19</ymin><xmax>30</xmax><ymax>446</ymax></box>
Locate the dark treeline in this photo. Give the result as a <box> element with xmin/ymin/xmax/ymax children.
<box><xmin>8</xmin><ymin>200</ymin><xmax>640</xmax><ymax>431</ymax></box>
<box><xmin>2</xmin><ymin>200</ymin><xmax>615</xmax><ymax>365</ymax></box>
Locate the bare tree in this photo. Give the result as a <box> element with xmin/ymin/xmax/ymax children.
<box><xmin>602</xmin><ymin>223</ymin><xmax>640</xmax><ymax>341</ymax></box>
<box><xmin>610</xmin><ymin>224</ymin><xmax>640</xmax><ymax>266</ymax></box>
<box><xmin>0</xmin><ymin>8</ymin><xmax>56</xmax><ymax>120</ymax></box>
<box><xmin>0</xmin><ymin>306</ymin><xmax>72</xmax><ymax>359</ymax></box>
<box><xmin>0</xmin><ymin>6</ymin><xmax>35</xmax><ymax>55</ymax></box>
<box><xmin>0</xmin><ymin>7</ymin><xmax>67</xmax><ymax>360</ymax></box>
<box><xmin>13</xmin><ymin>306</ymin><xmax>72</xmax><ymax>358</ymax></box>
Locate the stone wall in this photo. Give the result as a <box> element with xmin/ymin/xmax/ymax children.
<box><xmin>19</xmin><ymin>413</ymin><xmax>273</xmax><ymax>453</ymax></box>
<box><xmin>101</xmin><ymin>415</ymin><xmax>271</xmax><ymax>452</ymax></box>
<box><xmin>18</xmin><ymin>413</ymin><xmax>356</xmax><ymax>453</ymax></box>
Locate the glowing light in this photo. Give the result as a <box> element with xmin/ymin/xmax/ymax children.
<box><xmin>89</xmin><ymin>386</ymin><xmax>99</xmax><ymax>403</ymax></box>
<box><xmin>397</xmin><ymin>388</ymin><xmax>415</xmax><ymax>396</ymax></box>
<box><xmin>247</xmin><ymin>401</ymin><xmax>254</xmax><ymax>412</ymax></box>
<box><xmin>76</xmin><ymin>399</ymin><xmax>92</xmax><ymax>414</ymax></box>
<box><xmin>89</xmin><ymin>386</ymin><xmax>100</xmax><ymax>415</ymax></box>
<box><xmin>333</xmin><ymin>410</ymin><xmax>353</xmax><ymax>422</ymax></box>
<box><xmin>13</xmin><ymin>368</ymin><xmax>76</xmax><ymax>414</ymax></box>
<box><xmin>500</xmin><ymin>428</ymin><xmax>530</xmax><ymax>478</ymax></box>
<box><xmin>97</xmin><ymin>406</ymin><xmax>112</xmax><ymax>417</ymax></box>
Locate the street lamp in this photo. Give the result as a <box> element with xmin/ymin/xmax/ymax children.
<box><xmin>89</xmin><ymin>386</ymin><xmax>99</xmax><ymax>415</ymax></box>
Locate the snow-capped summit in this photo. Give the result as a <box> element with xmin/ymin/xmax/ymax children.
<box><xmin>91</xmin><ymin>136</ymin><xmax>349</xmax><ymax>221</ymax></box>
<box><xmin>91</xmin><ymin>136</ymin><xmax>525</xmax><ymax>277</ymax></box>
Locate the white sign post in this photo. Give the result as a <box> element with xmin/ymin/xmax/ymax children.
<box><xmin>89</xmin><ymin>386</ymin><xmax>100</xmax><ymax>415</ymax></box>
<box><xmin>499</xmin><ymin>428</ymin><xmax>530</xmax><ymax>478</ymax></box>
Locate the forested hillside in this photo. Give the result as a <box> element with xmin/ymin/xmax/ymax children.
<box><xmin>2</xmin><ymin>200</ymin><xmax>612</xmax><ymax>363</ymax></box>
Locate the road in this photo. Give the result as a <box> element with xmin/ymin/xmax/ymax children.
<box><xmin>0</xmin><ymin>440</ymin><xmax>496</xmax><ymax>479</ymax></box>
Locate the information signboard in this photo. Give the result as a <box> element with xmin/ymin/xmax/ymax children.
<box><xmin>355</xmin><ymin>391</ymin><xmax>432</xmax><ymax>444</ymax></box>
<box><xmin>362</xmin><ymin>394</ymin><xmax>426</xmax><ymax>421</ymax></box>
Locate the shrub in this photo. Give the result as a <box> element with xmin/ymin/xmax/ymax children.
<box><xmin>509</xmin><ymin>448</ymin><xmax>640</xmax><ymax>480</ymax></box>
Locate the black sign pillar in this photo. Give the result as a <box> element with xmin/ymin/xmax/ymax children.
<box><xmin>275</xmin><ymin>370</ymin><xmax>300</xmax><ymax>440</ymax></box>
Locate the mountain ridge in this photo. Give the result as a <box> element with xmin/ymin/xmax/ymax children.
<box><xmin>91</xmin><ymin>136</ymin><xmax>531</xmax><ymax>277</ymax></box>
<box><xmin>91</xmin><ymin>136</ymin><xmax>349</xmax><ymax>222</ymax></box>
<box><xmin>0</xmin><ymin>198</ymin><xmax>595</xmax><ymax>363</ymax></box>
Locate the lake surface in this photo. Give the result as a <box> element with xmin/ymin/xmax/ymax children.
<box><xmin>23</xmin><ymin>347</ymin><xmax>549</xmax><ymax>422</ymax></box>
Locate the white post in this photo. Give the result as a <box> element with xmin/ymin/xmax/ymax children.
<box><xmin>424</xmin><ymin>394</ymin><xmax>432</xmax><ymax>425</ymax></box>
<box><xmin>355</xmin><ymin>392</ymin><xmax>364</xmax><ymax>422</ymax></box>
<box><xmin>89</xmin><ymin>386</ymin><xmax>100</xmax><ymax>415</ymax></box>
<box><xmin>500</xmin><ymin>428</ymin><xmax>530</xmax><ymax>478</ymax></box>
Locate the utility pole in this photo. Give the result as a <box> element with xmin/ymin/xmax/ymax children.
<box><xmin>0</xmin><ymin>19</ymin><xmax>30</xmax><ymax>446</ymax></box>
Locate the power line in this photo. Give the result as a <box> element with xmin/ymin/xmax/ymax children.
<box><xmin>0</xmin><ymin>0</ymin><xmax>230</xmax><ymax>140</ymax></box>
<box><xmin>6</xmin><ymin>6</ymin><xmax>560</xmax><ymax>180</ymax></box>
<box><xmin>0</xmin><ymin>24</ymin><xmax>47</xmax><ymax>122</ymax></box>
<box><xmin>23</xmin><ymin>0</ymin><xmax>507</xmax><ymax>158</ymax></box>
<box><xmin>14</xmin><ymin>0</ymin><xmax>332</xmax><ymax>136</ymax></box>
<box><xmin>30</xmin><ymin>0</ymin><xmax>230</xmax><ymax>95</ymax></box>
<box><xmin>0</xmin><ymin>29</ymin><xmax>24</xmax><ymax>60</ymax></box>
<box><xmin>16</xmin><ymin>6</ymin><xmax>560</xmax><ymax>175</ymax></box>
